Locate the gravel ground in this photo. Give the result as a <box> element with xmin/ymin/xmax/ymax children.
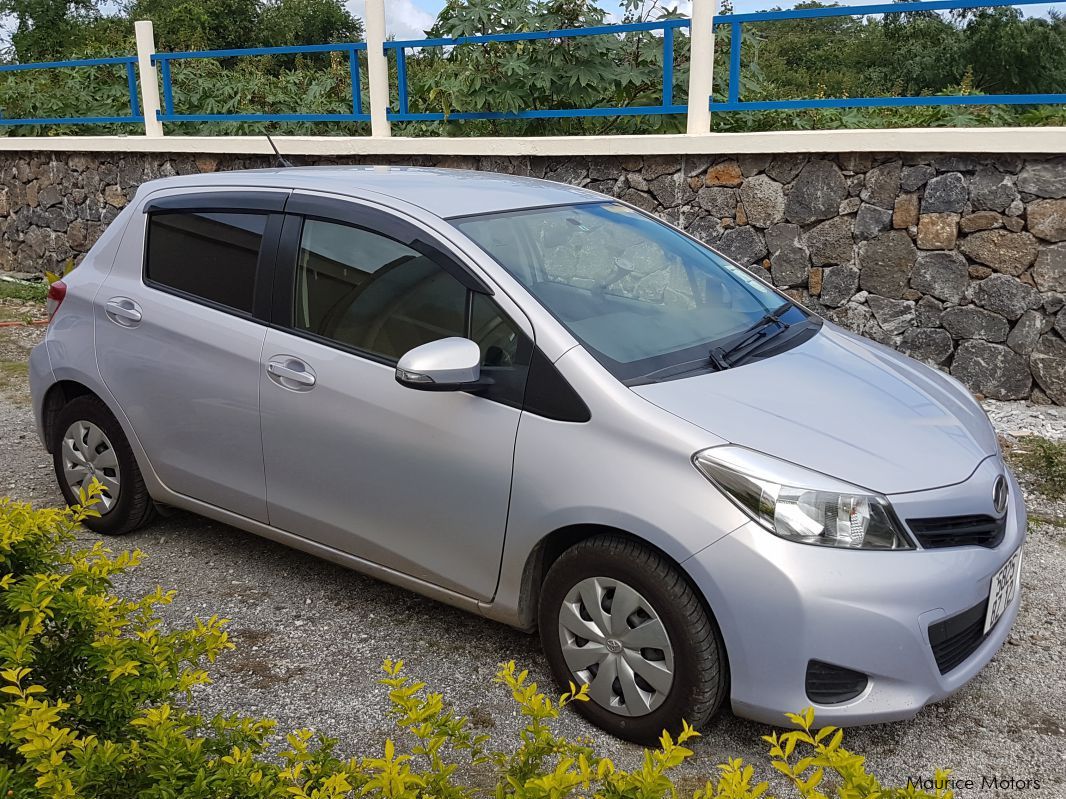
<box><xmin>984</xmin><ymin>400</ymin><xmax>1066</xmax><ymax>444</ymax></box>
<box><xmin>1</xmin><ymin>322</ymin><xmax>1064</xmax><ymax>798</ymax></box>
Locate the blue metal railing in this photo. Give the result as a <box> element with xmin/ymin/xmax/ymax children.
<box><xmin>0</xmin><ymin>0</ymin><xmax>1063</xmax><ymax>131</ymax></box>
<box><xmin>383</xmin><ymin>19</ymin><xmax>691</xmax><ymax>122</ymax></box>
<box><xmin>0</xmin><ymin>56</ymin><xmax>142</xmax><ymax>126</ymax></box>
<box><xmin>151</xmin><ymin>42</ymin><xmax>369</xmax><ymax>124</ymax></box>
<box><xmin>713</xmin><ymin>0</ymin><xmax>1066</xmax><ymax>112</ymax></box>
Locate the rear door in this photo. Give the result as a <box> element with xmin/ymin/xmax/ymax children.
<box><xmin>258</xmin><ymin>193</ymin><xmax>533</xmax><ymax>599</ymax></box>
<box><xmin>96</xmin><ymin>189</ymin><xmax>287</xmax><ymax>522</ymax></box>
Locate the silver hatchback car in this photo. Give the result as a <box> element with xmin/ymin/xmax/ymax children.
<box><xmin>30</xmin><ymin>167</ymin><xmax>1025</xmax><ymax>742</ymax></box>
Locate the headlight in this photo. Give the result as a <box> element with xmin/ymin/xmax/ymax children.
<box><xmin>694</xmin><ymin>446</ymin><xmax>912</xmax><ymax>550</ymax></box>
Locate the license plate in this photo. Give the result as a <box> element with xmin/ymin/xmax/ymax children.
<box><xmin>983</xmin><ymin>547</ymin><xmax>1023</xmax><ymax>634</ymax></box>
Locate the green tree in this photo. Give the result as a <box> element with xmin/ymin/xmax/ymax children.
<box><xmin>959</xmin><ymin>7</ymin><xmax>1066</xmax><ymax>95</ymax></box>
<box><xmin>743</xmin><ymin>2</ymin><xmax>1066</xmax><ymax>103</ymax></box>
<box><xmin>869</xmin><ymin>10</ymin><xmax>966</xmax><ymax>95</ymax></box>
<box><xmin>0</xmin><ymin>0</ymin><xmax>99</xmax><ymax>61</ymax></box>
<box><xmin>123</xmin><ymin>0</ymin><xmax>262</xmax><ymax>51</ymax></box>
<box><xmin>747</xmin><ymin>3</ymin><xmax>873</xmax><ymax>99</ymax></box>
<box><xmin>73</xmin><ymin>15</ymin><xmax>136</xmax><ymax>56</ymax></box>
<box><xmin>257</xmin><ymin>0</ymin><xmax>363</xmax><ymax>47</ymax></box>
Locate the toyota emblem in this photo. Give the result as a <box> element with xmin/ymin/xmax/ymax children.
<box><xmin>993</xmin><ymin>475</ymin><xmax>1009</xmax><ymax>515</ymax></box>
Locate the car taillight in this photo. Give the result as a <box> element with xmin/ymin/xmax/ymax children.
<box><xmin>46</xmin><ymin>280</ymin><xmax>67</xmax><ymax>322</ymax></box>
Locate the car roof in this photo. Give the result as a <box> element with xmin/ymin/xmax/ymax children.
<box><xmin>141</xmin><ymin>165</ymin><xmax>604</xmax><ymax>219</ymax></box>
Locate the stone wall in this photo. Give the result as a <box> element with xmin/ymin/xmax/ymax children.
<box><xmin>1</xmin><ymin>150</ymin><xmax>1064</xmax><ymax>405</ymax></box>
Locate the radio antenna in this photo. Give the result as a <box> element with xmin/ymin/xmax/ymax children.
<box><xmin>265</xmin><ymin>133</ymin><xmax>294</xmax><ymax>168</ymax></box>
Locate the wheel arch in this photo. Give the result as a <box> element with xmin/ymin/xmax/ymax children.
<box><xmin>515</xmin><ymin>524</ymin><xmax>724</xmax><ymax>641</ymax></box>
<box><xmin>41</xmin><ymin>376</ymin><xmax>165</xmax><ymax>497</ymax></box>
<box><xmin>41</xmin><ymin>380</ymin><xmax>99</xmax><ymax>452</ymax></box>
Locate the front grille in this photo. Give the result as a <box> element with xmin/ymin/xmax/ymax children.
<box><xmin>928</xmin><ymin>599</ymin><xmax>988</xmax><ymax>674</ymax></box>
<box><xmin>805</xmin><ymin>660</ymin><xmax>869</xmax><ymax>704</ymax></box>
<box><xmin>907</xmin><ymin>514</ymin><xmax>1006</xmax><ymax>549</ymax></box>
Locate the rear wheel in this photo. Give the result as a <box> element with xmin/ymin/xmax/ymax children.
<box><xmin>538</xmin><ymin>534</ymin><xmax>727</xmax><ymax>743</ymax></box>
<box><xmin>52</xmin><ymin>395</ymin><xmax>155</xmax><ymax>535</ymax></box>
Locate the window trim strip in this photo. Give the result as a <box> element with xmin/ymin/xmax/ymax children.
<box><xmin>143</xmin><ymin>190</ymin><xmax>289</xmax><ymax>215</ymax></box>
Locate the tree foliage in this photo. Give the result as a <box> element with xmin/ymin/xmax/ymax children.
<box><xmin>748</xmin><ymin>3</ymin><xmax>1066</xmax><ymax>100</ymax></box>
<box><xmin>123</xmin><ymin>0</ymin><xmax>262</xmax><ymax>51</ymax></box>
<box><xmin>0</xmin><ymin>0</ymin><xmax>363</xmax><ymax>60</ymax></box>
<box><xmin>403</xmin><ymin>0</ymin><xmax>688</xmax><ymax>136</ymax></box>
<box><xmin>0</xmin><ymin>0</ymin><xmax>99</xmax><ymax>61</ymax></box>
<box><xmin>258</xmin><ymin>0</ymin><xmax>363</xmax><ymax>47</ymax></box>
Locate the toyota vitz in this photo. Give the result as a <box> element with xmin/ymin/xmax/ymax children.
<box><xmin>30</xmin><ymin>167</ymin><xmax>1025</xmax><ymax>742</ymax></box>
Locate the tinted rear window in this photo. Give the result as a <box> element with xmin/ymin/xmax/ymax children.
<box><xmin>146</xmin><ymin>212</ymin><xmax>267</xmax><ymax>313</ymax></box>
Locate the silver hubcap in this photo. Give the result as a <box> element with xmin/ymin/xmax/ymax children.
<box><xmin>558</xmin><ymin>576</ymin><xmax>674</xmax><ymax>717</ymax></box>
<box><xmin>61</xmin><ymin>421</ymin><xmax>120</xmax><ymax>512</ymax></box>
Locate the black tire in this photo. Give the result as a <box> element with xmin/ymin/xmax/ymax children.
<box><xmin>51</xmin><ymin>395</ymin><xmax>156</xmax><ymax>536</ymax></box>
<box><xmin>538</xmin><ymin>534</ymin><xmax>727</xmax><ymax>744</ymax></box>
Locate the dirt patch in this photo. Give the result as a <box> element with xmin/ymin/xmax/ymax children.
<box><xmin>233</xmin><ymin>628</ymin><xmax>275</xmax><ymax>647</ymax></box>
<box><xmin>1009</xmin><ymin>437</ymin><xmax>1066</xmax><ymax>500</ymax></box>
<box><xmin>230</xmin><ymin>656</ymin><xmax>307</xmax><ymax>690</ymax></box>
<box><xmin>0</xmin><ymin>293</ymin><xmax>48</xmax><ymax>323</ymax></box>
<box><xmin>0</xmin><ymin>322</ymin><xmax>43</xmax><ymax>404</ymax></box>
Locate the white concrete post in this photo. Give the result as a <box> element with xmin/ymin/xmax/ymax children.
<box><xmin>686</xmin><ymin>0</ymin><xmax>717</xmax><ymax>135</ymax></box>
<box><xmin>134</xmin><ymin>21</ymin><xmax>165</xmax><ymax>137</ymax></box>
<box><xmin>364</xmin><ymin>0</ymin><xmax>392</xmax><ymax>138</ymax></box>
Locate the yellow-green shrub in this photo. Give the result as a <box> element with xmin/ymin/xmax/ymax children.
<box><xmin>1</xmin><ymin>486</ymin><xmax>955</xmax><ymax>799</ymax></box>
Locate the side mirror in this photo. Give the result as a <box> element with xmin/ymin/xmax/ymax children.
<box><xmin>395</xmin><ymin>337</ymin><xmax>491</xmax><ymax>392</ymax></box>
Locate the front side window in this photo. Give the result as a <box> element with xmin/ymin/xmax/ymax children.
<box><xmin>145</xmin><ymin>211</ymin><xmax>266</xmax><ymax>314</ymax></box>
<box><xmin>294</xmin><ymin>218</ymin><xmax>468</xmax><ymax>361</ymax></box>
<box><xmin>453</xmin><ymin>202</ymin><xmax>808</xmax><ymax>382</ymax></box>
<box><xmin>293</xmin><ymin>218</ymin><xmax>532</xmax><ymax>405</ymax></box>
<box><xmin>469</xmin><ymin>291</ymin><xmax>532</xmax><ymax>406</ymax></box>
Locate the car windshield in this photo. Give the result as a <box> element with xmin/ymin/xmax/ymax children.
<box><xmin>451</xmin><ymin>201</ymin><xmax>806</xmax><ymax>381</ymax></box>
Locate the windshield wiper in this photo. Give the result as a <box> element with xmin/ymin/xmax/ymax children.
<box><xmin>711</xmin><ymin>300</ymin><xmax>796</xmax><ymax>369</ymax></box>
<box><xmin>625</xmin><ymin>354</ymin><xmax>725</xmax><ymax>385</ymax></box>
<box><xmin>625</xmin><ymin>300</ymin><xmax>799</xmax><ymax>384</ymax></box>
<box><xmin>743</xmin><ymin>299</ymin><xmax>796</xmax><ymax>337</ymax></box>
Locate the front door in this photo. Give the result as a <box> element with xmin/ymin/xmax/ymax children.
<box><xmin>259</xmin><ymin>205</ymin><xmax>532</xmax><ymax>600</ymax></box>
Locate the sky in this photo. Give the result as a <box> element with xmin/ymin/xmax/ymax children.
<box><xmin>353</xmin><ymin>0</ymin><xmax>1057</xmax><ymax>40</ymax></box>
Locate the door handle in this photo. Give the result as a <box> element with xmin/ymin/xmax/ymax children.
<box><xmin>267</xmin><ymin>358</ymin><xmax>316</xmax><ymax>388</ymax></box>
<box><xmin>105</xmin><ymin>298</ymin><xmax>142</xmax><ymax>326</ymax></box>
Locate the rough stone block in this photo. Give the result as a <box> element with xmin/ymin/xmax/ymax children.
<box><xmin>916</xmin><ymin>213</ymin><xmax>959</xmax><ymax>250</ymax></box>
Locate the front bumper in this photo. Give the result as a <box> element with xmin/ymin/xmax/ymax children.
<box><xmin>684</xmin><ymin>459</ymin><xmax>1026</xmax><ymax>727</ymax></box>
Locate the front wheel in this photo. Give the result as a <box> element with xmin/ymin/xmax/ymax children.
<box><xmin>538</xmin><ymin>535</ymin><xmax>728</xmax><ymax>743</ymax></box>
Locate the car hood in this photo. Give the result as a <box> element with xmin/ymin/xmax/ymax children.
<box><xmin>632</xmin><ymin>324</ymin><xmax>998</xmax><ymax>495</ymax></box>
